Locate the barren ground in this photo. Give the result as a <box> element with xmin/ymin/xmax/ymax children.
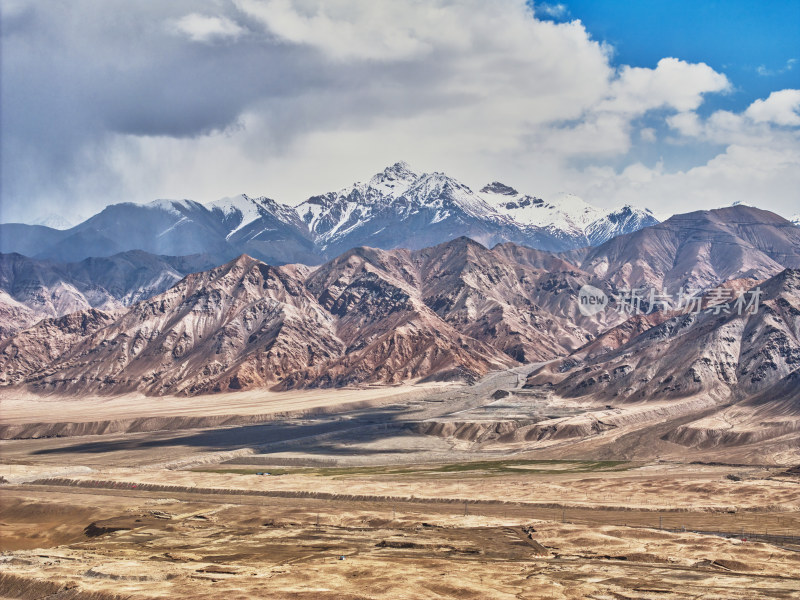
<box><xmin>1</xmin><ymin>366</ymin><xmax>799</xmax><ymax>599</ymax></box>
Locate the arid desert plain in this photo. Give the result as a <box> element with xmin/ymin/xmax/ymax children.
<box><xmin>1</xmin><ymin>365</ymin><xmax>799</xmax><ymax>600</ymax></box>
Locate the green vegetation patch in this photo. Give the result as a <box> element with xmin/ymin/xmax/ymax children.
<box><xmin>192</xmin><ymin>459</ymin><xmax>632</xmax><ymax>478</ymax></box>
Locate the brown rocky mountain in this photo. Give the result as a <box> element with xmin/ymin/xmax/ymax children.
<box><xmin>0</xmin><ymin>291</ymin><xmax>38</xmax><ymax>338</ymax></box>
<box><xmin>567</xmin><ymin>205</ymin><xmax>800</xmax><ymax>293</ymax></box>
<box><xmin>0</xmin><ymin>238</ymin><xmax>614</xmax><ymax>395</ymax></box>
<box><xmin>0</xmin><ymin>256</ymin><xmax>346</xmax><ymax>394</ymax></box>
<box><xmin>526</xmin><ymin>268</ymin><xmax>800</xmax><ymax>405</ymax></box>
<box><xmin>520</xmin><ymin>268</ymin><xmax>800</xmax><ymax>454</ymax></box>
<box><xmin>287</xmin><ymin>244</ymin><xmax>515</xmax><ymax>388</ymax></box>
<box><xmin>411</xmin><ymin>239</ymin><xmax>618</xmax><ymax>361</ymax></box>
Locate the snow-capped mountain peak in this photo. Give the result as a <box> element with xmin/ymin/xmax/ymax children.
<box><xmin>294</xmin><ymin>163</ymin><xmax>534</xmax><ymax>254</ymax></box>
<box><xmin>585</xmin><ymin>204</ymin><xmax>660</xmax><ymax>246</ymax></box>
<box><xmin>479</xmin><ymin>185</ymin><xmax>590</xmax><ymax>237</ymax></box>
<box><xmin>548</xmin><ymin>193</ymin><xmax>604</xmax><ymax>229</ymax></box>
<box><xmin>404</xmin><ymin>172</ymin><xmax>497</xmax><ymax>221</ymax></box>
<box><xmin>292</xmin><ymin>163</ymin><xmax>662</xmax><ymax>254</ymax></box>
<box><xmin>478</xmin><ymin>183</ymin><xmax>661</xmax><ymax>246</ymax></box>
<box><xmin>368</xmin><ymin>161</ymin><xmax>419</xmax><ymax>197</ymax></box>
<box><xmin>792</xmin><ymin>214</ymin><xmax>800</xmax><ymax>227</ymax></box>
<box><xmin>210</xmin><ymin>194</ymin><xmax>264</xmax><ymax>237</ymax></box>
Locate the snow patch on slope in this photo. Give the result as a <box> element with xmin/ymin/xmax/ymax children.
<box><xmin>210</xmin><ymin>194</ymin><xmax>301</xmax><ymax>240</ymax></box>
<box><xmin>480</xmin><ymin>183</ymin><xmax>659</xmax><ymax>246</ymax></box>
<box><xmin>407</xmin><ymin>172</ymin><xmax>497</xmax><ymax>221</ymax></box>
<box><xmin>30</xmin><ymin>214</ymin><xmax>75</xmax><ymax>230</ymax></box>
<box><xmin>211</xmin><ymin>194</ymin><xmax>265</xmax><ymax>240</ymax></box>
<box><xmin>479</xmin><ymin>185</ymin><xmax>594</xmax><ymax>238</ymax></box>
<box><xmin>147</xmin><ymin>199</ymin><xmax>198</xmax><ymax>216</ymax></box>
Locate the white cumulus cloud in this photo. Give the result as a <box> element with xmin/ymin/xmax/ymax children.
<box><xmin>745</xmin><ymin>89</ymin><xmax>800</xmax><ymax>126</ymax></box>
<box><xmin>601</xmin><ymin>58</ymin><xmax>730</xmax><ymax>114</ymax></box>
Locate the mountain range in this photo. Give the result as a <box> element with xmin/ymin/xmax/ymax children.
<box><xmin>0</xmin><ymin>238</ymin><xmax>619</xmax><ymax>394</ymax></box>
<box><xmin>1</xmin><ymin>204</ymin><xmax>798</xmax><ymax>400</ymax></box>
<box><xmin>1</xmin><ymin>153</ymin><xmax>798</xmax><ymax>464</ymax></box>
<box><xmin>1</xmin><ymin>162</ymin><xmax>659</xmax><ymax>265</ymax></box>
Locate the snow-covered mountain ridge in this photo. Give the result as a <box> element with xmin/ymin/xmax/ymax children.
<box><xmin>478</xmin><ymin>181</ymin><xmax>658</xmax><ymax>246</ymax></box>
<box><xmin>6</xmin><ymin>161</ymin><xmax>662</xmax><ymax>264</ymax></box>
<box><xmin>295</xmin><ymin>162</ymin><xmax>660</xmax><ymax>253</ymax></box>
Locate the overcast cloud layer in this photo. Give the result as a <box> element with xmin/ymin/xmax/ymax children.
<box><xmin>1</xmin><ymin>0</ymin><xmax>798</xmax><ymax>223</ymax></box>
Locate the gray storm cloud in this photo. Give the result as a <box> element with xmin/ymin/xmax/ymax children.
<box><xmin>1</xmin><ymin>0</ymin><xmax>798</xmax><ymax>223</ymax></box>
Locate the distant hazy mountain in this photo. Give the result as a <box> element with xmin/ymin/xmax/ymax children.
<box><xmin>792</xmin><ymin>214</ymin><xmax>800</xmax><ymax>227</ymax></box>
<box><xmin>31</xmin><ymin>213</ymin><xmax>75</xmax><ymax>230</ymax></box>
<box><xmin>1</xmin><ymin>196</ymin><xmax>319</xmax><ymax>265</ymax></box>
<box><xmin>0</xmin><ymin>251</ymin><xmax>215</xmax><ymax>337</ymax></box>
<box><xmin>0</xmin><ymin>224</ymin><xmax>70</xmax><ymax>258</ymax></box>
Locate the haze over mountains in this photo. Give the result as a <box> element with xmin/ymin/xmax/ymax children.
<box><xmin>0</xmin><ymin>252</ymin><xmax>217</xmax><ymax>337</ymax></box>
<box><xmin>1</xmin><ymin>162</ymin><xmax>659</xmax><ymax>265</ymax></box>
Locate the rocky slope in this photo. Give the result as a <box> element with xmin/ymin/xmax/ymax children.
<box><xmin>0</xmin><ymin>291</ymin><xmax>38</xmax><ymax>339</ymax></box>
<box><xmin>516</xmin><ymin>268</ymin><xmax>800</xmax><ymax>453</ymax></box>
<box><xmin>526</xmin><ymin>268</ymin><xmax>800</xmax><ymax>405</ymax></box>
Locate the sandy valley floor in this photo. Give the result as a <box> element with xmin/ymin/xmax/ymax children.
<box><xmin>1</xmin><ymin>367</ymin><xmax>799</xmax><ymax>599</ymax></box>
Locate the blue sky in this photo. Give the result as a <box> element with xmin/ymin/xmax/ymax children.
<box><xmin>533</xmin><ymin>0</ymin><xmax>800</xmax><ymax>195</ymax></box>
<box><xmin>2</xmin><ymin>0</ymin><xmax>799</xmax><ymax>223</ymax></box>
<box><xmin>537</xmin><ymin>0</ymin><xmax>800</xmax><ymax>113</ymax></box>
